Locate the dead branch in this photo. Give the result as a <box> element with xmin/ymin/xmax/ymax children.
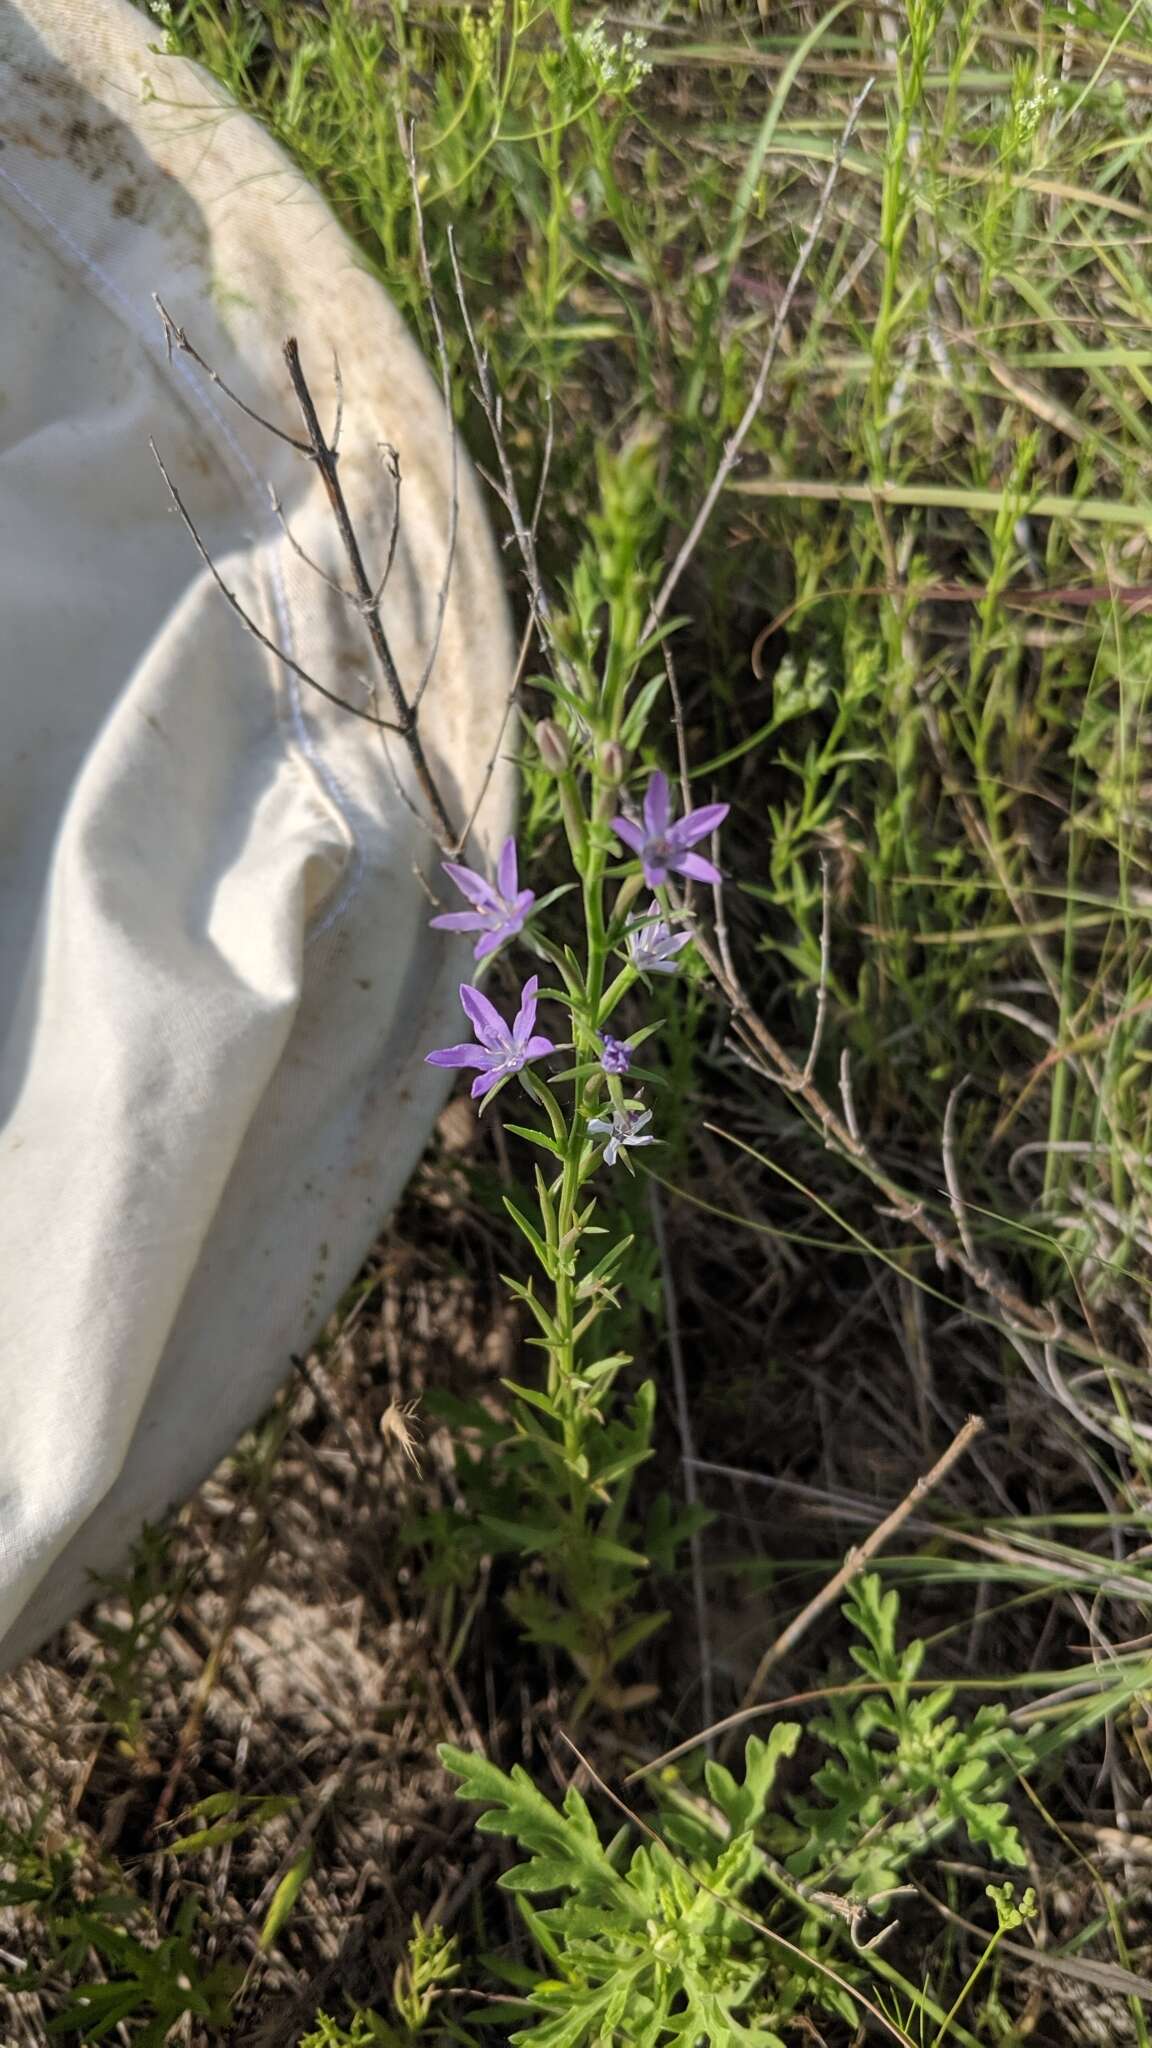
<box><xmin>155</xmin><ymin>298</ymin><xmax>457</xmax><ymax>846</ymax></box>
<box><xmin>150</xmin><ymin>443</ymin><xmax>403</xmax><ymax>737</ymax></box>
<box><xmin>738</xmin><ymin>1414</ymin><xmax>985</xmax><ymax>1709</ymax></box>
<box><xmin>267</xmin><ymin>479</ymin><xmax>355</xmax><ymax>601</ymax></box>
<box><xmin>368</xmin><ymin>443</ymin><xmax>403</xmax><ymax>609</ymax></box>
<box><xmin>447</xmin><ymin>227</ymin><xmax>558</xmax><ymax>680</ymax></box>
<box><xmin>280</xmin><ymin>337</ymin><xmax>454</xmax><ymax>844</ymax></box>
<box><xmin>155</xmin><ymin>296</ymin><xmax>309</xmax><ymax>454</ymax></box>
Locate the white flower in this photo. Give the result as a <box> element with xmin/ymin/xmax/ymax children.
<box><xmin>574</xmin><ymin>17</ymin><xmax>652</xmax><ymax>95</ymax></box>
<box><xmin>626</xmin><ymin>900</ymin><xmax>693</xmax><ymax>976</ymax></box>
<box><xmin>587</xmin><ymin>1105</ymin><xmax>656</xmax><ymax>1168</ymax></box>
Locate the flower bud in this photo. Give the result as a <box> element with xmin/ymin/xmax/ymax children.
<box><xmin>599</xmin><ymin>1033</ymin><xmax>632</xmax><ymax>1076</ymax></box>
<box><xmin>594</xmin><ymin>740</ymin><xmax>628</xmax><ymax>823</ymax></box>
<box><xmin>613</xmin><ymin>871</ymin><xmax>645</xmax><ymax>921</ymax></box>
<box><xmin>599</xmin><ymin>740</ymin><xmax>626</xmax><ymax>785</ymax></box>
<box><xmin>535</xmin><ymin>718</ymin><xmax>569</xmax><ymax>773</ymax></box>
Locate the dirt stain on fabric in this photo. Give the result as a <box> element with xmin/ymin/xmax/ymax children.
<box><xmin>6</xmin><ymin>47</ymin><xmax>208</xmax><ymax>267</ymax></box>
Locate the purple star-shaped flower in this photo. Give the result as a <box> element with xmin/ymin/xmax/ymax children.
<box><xmin>429</xmin><ymin>837</ymin><xmax>535</xmax><ymax>961</ymax></box>
<box><xmin>611</xmin><ymin>772</ymin><xmax>729</xmax><ymax>889</ymax></box>
<box><xmin>425</xmin><ymin>976</ymin><xmax>554</xmax><ymax>1102</ymax></box>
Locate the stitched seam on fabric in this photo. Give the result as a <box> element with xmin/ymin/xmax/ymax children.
<box><xmin>0</xmin><ymin>152</ymin><xmax>365</xmax><ymax>939</ymax></box>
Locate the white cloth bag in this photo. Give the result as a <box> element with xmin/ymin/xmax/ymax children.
<box><xmin>0</xmin><ymin>0</ymin><xmax>514</xmax><ymax>1667</ymax></box>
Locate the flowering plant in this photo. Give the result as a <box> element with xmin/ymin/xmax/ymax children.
<box><xmin>426</xmin><ymin>976</ymin><xmax>553</xmax><ymax>1100</ymax></box>
<box><xmin>429</xmin><ymin>837</ymin><xmax>535</xmax><ymax>960</ymax></box>
<box><xmin>416</xmin><ymin>433</ymin><xmax>730</xmax><ymax>1704</ymax></box>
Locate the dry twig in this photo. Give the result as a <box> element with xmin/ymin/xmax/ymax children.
<box><xmin>941</xmin><ymin>1078</ymin><xmax>978</xmax><ymax>1264</ymax></box>
<box><xmin>737</xmin><ymin>1413</ymin><xmax>985</xmax><ymax>1709</ymax></box>
<box><xmin>447</xmin><ymin>227</ymin><xmax>557</xmax><ymax>676</ymax></box>
<box><xmin>280</xmin><ymin>337</ymin><xmax>454</xmax><ymax>843</ymax></box>
<box><xmin>153</xmin><ymin>302</ymin><xmax>457</xmax><ymax>846</ymax></box>
<box><xmin>150</xmin><ymin>443</ymin><xmax>403</xmax><ymax>740</ymax></box>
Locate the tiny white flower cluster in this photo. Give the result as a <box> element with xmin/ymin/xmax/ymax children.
<box><xmin>1015</xmin><ymin>77</ymin><xmax>1058</xmax><ymax>142</ymax></box>
<box><xmin>462</xmin><ymin>3</ymin><xmax>503</xmax><ymax>68</ymax></box>
<box><xmin>575</xmin><ymin>17</ymin><xmax>653</xmax><ymax>97</ymax></box>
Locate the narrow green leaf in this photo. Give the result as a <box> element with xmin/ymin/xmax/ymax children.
<box><xmin>505</xmin><ymin>1123</ymin><xmax>566</xmax><ymax>1159</ymax></box>
<box><xmin>259</xmin><ymin>1846</ymin><xmax>313</xmax><ymax>1949</ymax></box>
<box><xmin>502</xmin><ymin>1378</ymin><xmax>561</xmax><ymax>1420</ymax></box>
<box><xmin>502</xmin><ymin>1199</ymin><xmax>555</xmax><ymax>1274</ymax></box>
<box><xmin>167</xmin><ymin>1819</ymin><xmax>251</xmax><ymax>1855</ymax></box>
<box><xmin>582</xmin><ymin>1534</ymin><xmax>649</xmax><ymax>1568</ymax></box>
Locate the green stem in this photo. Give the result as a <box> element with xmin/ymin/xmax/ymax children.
<box><xmin>928</xmin><ymin>1928</ymin><xmax>1005</xmax><ymax>2048</ymax></box>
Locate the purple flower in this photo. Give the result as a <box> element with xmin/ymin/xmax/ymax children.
<box><xmin>612</xmin><ymin>772</ymin><xmax>729</xmax><ymax>889</ymax></box>
<box><xmin>587</xmin><ymin>1105</ymin><xmax>656</xmax><ymax>1168</ymax></box>
<box><xmin>426</xmin><ymin>976</ymin><xmax>554</xmax><ymax>1101</ymax></box>
<box><xmin>626</xmin><ymin>900</ymin><xmax>693</xmax><ymax>976</ymax></box>
<box><xmin>599</xmin><ymin>1034</ymin><xmax>632</xmax><ymax>1076</ymax></box>
<box><xmin>429</xmin><ymin>837</ymin><xmax>535</xmax><ymax>961</ymax></box>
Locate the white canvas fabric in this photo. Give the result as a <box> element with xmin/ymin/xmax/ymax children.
<box><xmin>0</xmin><ymin>0</ymin><xmax>514</xmax><ymax>1668</ymax></box>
